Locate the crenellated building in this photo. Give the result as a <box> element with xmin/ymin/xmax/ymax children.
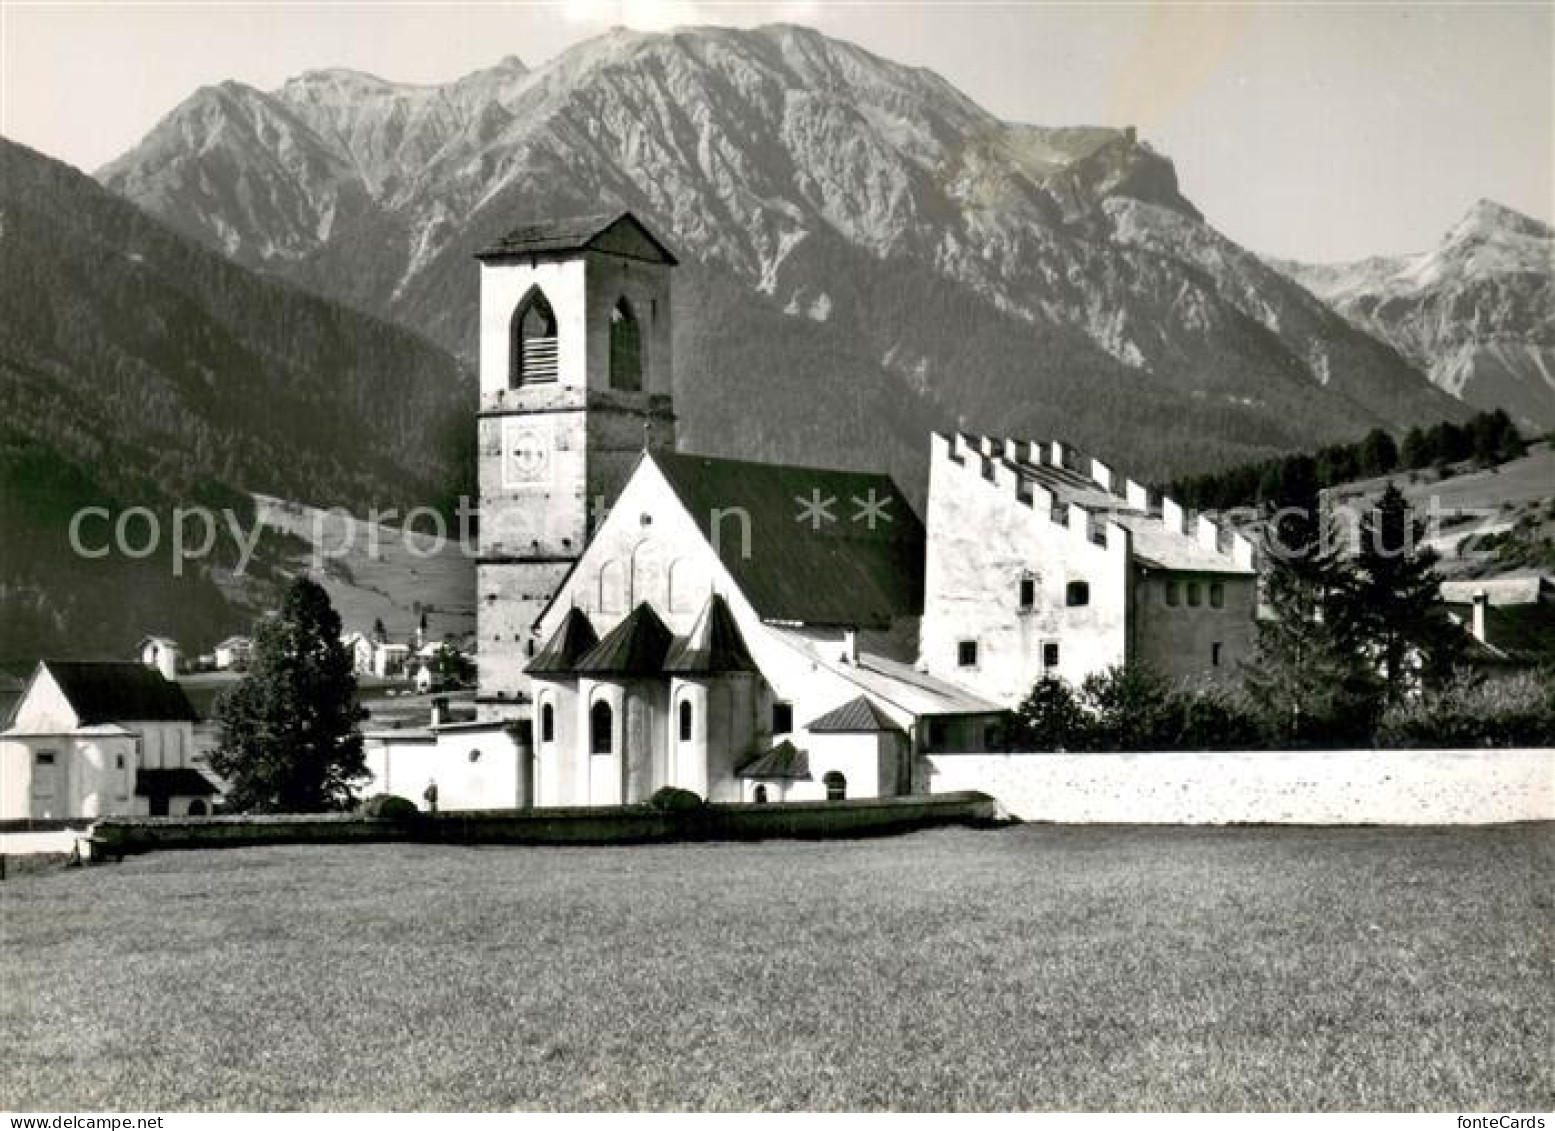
<box><xmin>364</xmin><ymin>210</ymin><xmax>1261</xmax><ymax>810</ymax></box>
<box><xmin>921</xmin><ymin>432</ymin><xmax>1258</xmax><ymax>705</ymax></box>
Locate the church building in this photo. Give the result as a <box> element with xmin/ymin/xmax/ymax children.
<box><xmin>363</xmin><ymin>211</ymin><xmax>1257</xmax><ymax>808</ymax></box>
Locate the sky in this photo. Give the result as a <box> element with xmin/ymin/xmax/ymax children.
<box><xmin>1</xmin><ymin>1</ymin><xmax>1550</xmax><ymax>262</ymax></box>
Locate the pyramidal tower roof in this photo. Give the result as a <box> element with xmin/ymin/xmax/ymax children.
<box><xmin>664</xmin><ymin>593</ymin><xmax>758</xmax><ymax>675</ymax></box>
<box><xmin>526</xmin><ymin>608</ymin><xmax>600</xmax><ymax>676</ymax></box>
<box><xmin>574</xmin><ymin>602</ymin><xmax>675</xmax><ymax>677</ymax></box>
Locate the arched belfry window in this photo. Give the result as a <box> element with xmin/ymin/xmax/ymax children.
<box><xmin>609</xmin><ymin>298</ymin><xmax>642</xmax><ymax>392</ymax></box>
<box><xmin>510</xmin><ymin>288</ymin><xmax>559</xmax><ymax>387</ymax></box>
<box><xmin>590</xmin><ymin>700</ymin><xmax>614</xmax><ymax>755</ymax></box>
<box><xmin>678</xmin><ymin>698</ymin><xmax>693</xmax><ymax>743</ymax></box>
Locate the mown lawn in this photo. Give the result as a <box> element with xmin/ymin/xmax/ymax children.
<box><xmin>2</xmin><ymin>825</ymin><xmax>1551</xmax><ymax>1111</ymax></box>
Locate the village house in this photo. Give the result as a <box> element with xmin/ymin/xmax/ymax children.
<box><xmin>362</xmin><ymin>211</ymin><xmax>1257</xmax><ymax>810</ymax></box>
<box><xmin>212</xmin><ymin>635</ymin><xmax>251</xmax><ymax>671</ymax></box>
<box><xmin>137</xmin><ymin>635</ymin><xmax>182</xmax><ymax>681</ymax></box>
<box><xmin>0</xmin><ymin>662</ymin><xmax>218</xmax><ymax>820</ymax></box>
<box><xmin>1440</xmin><ymin>574</ymin><xmax>1555</xmax><ymax>676</ymax></box>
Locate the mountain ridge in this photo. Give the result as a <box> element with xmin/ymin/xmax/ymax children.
<box><xmin>1271</xmin><ymin>200</ymin><xmax>1555</xmax><ymax>431</ymax></box>
<box><xmin>98</xmin><ymin>23</ymin><xmax>1466</xmax><ymax>485</ymax></box>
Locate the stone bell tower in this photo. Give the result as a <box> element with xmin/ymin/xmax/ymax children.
<box><xmin>474</xmin><ymin>213</ymin><xmax>677</xmax><ymax>707</ymax></box>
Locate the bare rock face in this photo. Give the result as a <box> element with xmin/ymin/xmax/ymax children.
<box><xmin>1273</xmin><ymin>201</ymin><xmax>1555</xmax><ymax>431</ymax></box>
<box><xmin>98</xmin><ymin>23</ymin><xmax>1464</xmax><ymax>484</ymax></box>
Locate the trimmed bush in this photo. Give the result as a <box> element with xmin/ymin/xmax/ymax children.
<box><xmin>648</xmin><ymin>786</ymin><xmax>705</xmax><ymax>812</ymax></box>
<box><xmin>360</xmin><ymin>794</ymin><xmax>420</xmax><ymax>820</ymax></box>
<box><xmin>1375</xmin><ymin>670</ymin><xmax>1555</xmax><ymax>749</ymax></box>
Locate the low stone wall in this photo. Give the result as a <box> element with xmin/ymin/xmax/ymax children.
<box><xmin>921</xmin><ymin>748</ymin><xmax>1555</xmax><ymax>825</ymax></box>
<box><xmin>89</xmin><ymin>791</ymin><xmax>1001</xmax><ymax>855</ymax></box>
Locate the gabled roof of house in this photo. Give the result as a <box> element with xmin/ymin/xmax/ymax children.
<box><xmin>805</xmin><ymin>694</ymin><xmax>904</xmax><ymax>734</ymax></box>
<box><xmin>476</xmin><ymin>211</ymin><xmax>678</xmax><ymax>265</ymax></box>
<box><xmin>650</xmin><ymin>450</ymin><xmax>924</xmax><ymax>629</ymax></box>
<box><xmin>738</xmin><ymin>740</ymin><xmax>811</xmax><ymax>780</ymax></box>
<box><xmin>574</xmin><ymin>603</ymin><xmax>675</xmax><ymax>677</ymax></box>
<box><xmin>45</xmin><ymin>662</ymin><xmax>199</xmax><ymax>724</ymax></box>
<box><xmin>527</xmin><ymin>608</ymin><xmax>602</xmax><ymax>676</ymax></box>
<box><xmin>1448</xmin><ymin>602</ymin><xmax>1555</xmax><ymax>664</ymax></box>
<box><xmin>134</xmin><ymin>767</ymin><xmax>219</xmax><ymax>798</ymax></box>
<box><xmin>664</xmin><ymin>594</ymin><xmax>758</xmax><ymax>675</ymax></box>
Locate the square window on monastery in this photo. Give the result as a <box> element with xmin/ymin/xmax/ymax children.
<box><xmin>772</xmin><ymin>702</ymin><xmax>794</xmax><ymax>735</ymax></box>
<box><xmin>1210</xmin><ymin>582</ymin><xmax>1225</xmax><ymax>608</ymax></box>
<box><xmin>1042</xmin><ymin>641</ymin><xmax>1060</xmax><ymax>669</ymax></box>
<box><xmin>1165</xmin><ymin>579</ymin><xmax>1180</xmax><ymax>607</ymax></box>
<box><xmin>1187</xmin><ymin>581</ymin><xmax>1202</xmax><ymax>607</ymax></box>
<box><xmin>1066</xmin><ymin>581</ymin><xmax>1089</xmax><ymax>607</ymax></box>
<box><xmin>1212</xmin><ymin>642</ymin><xmax>1223</xmax><ymax>667</ymax></box>
<box><xmin>957</xmin><ymin>640</ymin><xmax>979</xmax><ymax>668</ymax></box>
<box><xmin>1019</xmin><ymin>577</ymin><xmax>1036</xmax><ymax>610</ymax></box>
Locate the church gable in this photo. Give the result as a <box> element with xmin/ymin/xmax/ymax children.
<box><xmin>530</xmin><ymin>453</ymin><xmax>746</xmax><ymax>647</ymax></box>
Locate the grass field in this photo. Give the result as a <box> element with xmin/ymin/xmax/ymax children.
<box><xmin>2</xmin><ymin>825</ymin><xmax>1551</xmax><ymax>1111</ymax></box>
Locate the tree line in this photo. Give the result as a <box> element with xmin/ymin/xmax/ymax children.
<box><xmin>1165</xmin><ymin>410</ymin><xmax>1530</xmax><ymax>513</ymax></box>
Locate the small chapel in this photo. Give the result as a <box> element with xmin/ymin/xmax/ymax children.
<box><xmin>361</xmin><ymin>212</ymin><xmax>1257</xmax><ymax>809</ymax></box>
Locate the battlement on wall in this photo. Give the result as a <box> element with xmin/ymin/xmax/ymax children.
<box><xmin>932</xmin><ymin>432</ymin><xmax>1254</xmax><ymax>569</ymax></box>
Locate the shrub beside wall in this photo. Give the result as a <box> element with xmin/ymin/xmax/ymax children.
<box><xmin>1375</xmin><ymin>671</ymin><xmax>1555</xmax><ymax>749</ymax></box>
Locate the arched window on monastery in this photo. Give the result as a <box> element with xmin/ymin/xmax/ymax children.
<box><xmin>823</xmin><ymin>771</ymin><xmax>847</xmax><ymax>802</ymax></box>
<box><xmin>609</xmin><ymin>298</ymin><xmax>642</xmax><ymax>392</ymax></box>
<box><xmin>678</xmin><ymin>698</ymin><xmax>694</xmax><ymax>743</ymax></box>
<box><xmin>510</xmin><ymin>288</ymin><xmax>559</xmax><ymax>387</ymax></box>
<box><xmin>598</xmin><ymin>560</ymin><xmax>624</xmax><ymax>614</ymax></box>
<box><xmin>590</xmin><ymin>701</ymin><xmax>614</xmax><ymax>755</ymax></box>
<box><xmin>753</xmin><ymin>784</ymin><xmax>769</xmax><ymax>804</ymax></box>
<box><xmin>540</xmin><ymin>702</ymin><xmax>555</xmax><ymax>744</ymax></box>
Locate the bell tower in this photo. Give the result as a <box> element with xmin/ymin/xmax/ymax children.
<box><xmin>474</xmin><ymin>213</ymin><xmax>677</xmax><ymax>708</ymax></box>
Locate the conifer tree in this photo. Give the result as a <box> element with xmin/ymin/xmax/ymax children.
<box><xmin>1243</xmin><ymin>460</ymin><xmax>1381</xmax><ymax>744</ymax></box>
<box><xmin>1343</xmin><ymin>483</ymin><xmax>1460</xmax><ymax>702</ymax></box>
<box><xmin>211</xmin><ymin>578</ymin><xmax>368</xmax><ymax>812</ymax></box>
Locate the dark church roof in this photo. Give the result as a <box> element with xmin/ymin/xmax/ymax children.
<box><xmin>664</xmin><ymin>594</ymin><xmax>758</xmax><ymax>675</ymax></box>
<box><xmin>527</xmin><ymin>608</ymin><xmax>601</xmax><ymax>676</ymax></box>
<box><xmin>574</xmin><ymin>603</ymin><xmax>675</xmax><ymax>677</ymax></box>
<box><xmin>738</xmin><ymin>740</ymin><xmax>811</xmax><ymax>781</ymax></box>
<box><xmin>805</xmin><ymin>695</ymin><xmax>903</xmax><ymax>734</ymax></box>
<box><xmin>44</xmin><ymin>662</ymin><xmax>199</xmax><ymax>725</ymax></box>
<box><xmin>477</xmin><ymin>211</ymin><xmax>678</xmax><ymax>265</ymax></box>
<box><xmin>650</xmin><ymin>451</ymin><xmax>924</xmax><ymax>629</ymax></box>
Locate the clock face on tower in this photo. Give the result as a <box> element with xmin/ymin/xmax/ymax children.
<box><xmin>502</xmin><ymin>417</ymin><xmax>553</xmax><ymax>489</ymax></box>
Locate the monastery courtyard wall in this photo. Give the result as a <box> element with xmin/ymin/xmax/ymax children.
<box><xmin>921</xmin><ymin>747</ymin><xmax>1554</xmax><ymax>825</ymax></box>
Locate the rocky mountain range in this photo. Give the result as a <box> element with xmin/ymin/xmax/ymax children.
<box><xmin>1271</xmin><ymin>200</ymin><xmax>1554</xmax><ymax>432</ymax></box>
<box><xmin>97</xmin><ymin>23</ymin><xmax>1469</xmax><ymax>490</ymax></box>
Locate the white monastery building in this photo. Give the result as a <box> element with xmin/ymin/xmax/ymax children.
<box><xmin>1</xmin><ymin>662</ymin><xmax>218</xmax><ymax>820</ymax></box>
<box><xmin>364</xmin><ymin>212</ymin><xmax>1256</xmax><ymax>809</ymax></box>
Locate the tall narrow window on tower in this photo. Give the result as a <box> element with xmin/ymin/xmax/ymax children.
<box><xmin>609</xmin><ymin>298</ymin><xmax>642</xmax><ymax>391</ymax></box>
<box><xmin>510</xmin><ymin>287</ymin><xmax>558</xmax><ymax>386</ymax></box>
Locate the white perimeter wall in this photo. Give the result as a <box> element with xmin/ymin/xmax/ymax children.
<box><xmin>922</xmin><ymin>748</ymin><xmax>1554</xmax><ymax>825</ymax></box>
